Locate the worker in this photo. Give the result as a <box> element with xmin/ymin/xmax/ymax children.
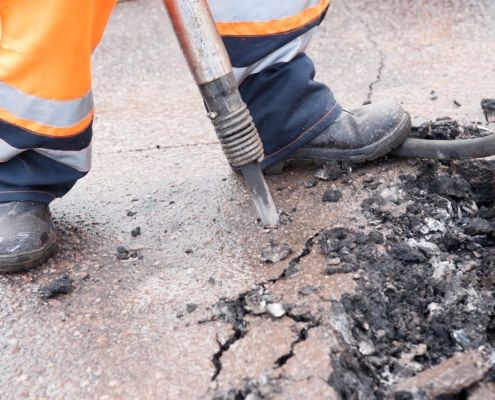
<box><xmin>0</xmin><ymin>0</ymin><xmax>411</xmax><ymax>273</ymax></box>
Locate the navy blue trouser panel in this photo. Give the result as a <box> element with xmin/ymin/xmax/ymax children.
<box><xmin>239</xmin><ymin>54</ymin><xmax>342</xmax><ymax>170</ymax></box>
<box><xmin>0</xmin><ymin>124</ymin><xmax>90</xmax><ymax>203</ymax></box>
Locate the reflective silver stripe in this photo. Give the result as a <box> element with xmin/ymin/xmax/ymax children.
<box><xmin>232</xmin><ymin>28</ymin><xmax>317</xmax><ymax>84</ymax></box>
<box><xmin>0</xmin><ymin>82</ymin><xmax>93</xmax><ymax>128</ymax></box>
<box><xmin>208</xmin><ymin>0</ymin><xmax>322</xmax><ymax>22</ymax></box>
<box><xmin>0</xmin><ymin>139</ymin><xmax>23</xmax><ymax>162</ymax></box>
<box><xmin>35</xmin><ymin>145</ymin><xmax>92</xmax><ymax>173</ymax></box>
<box><xmin>0</xmin><ymin>138</ymin><xmax>91</xmax><ymax>172</ymax></box>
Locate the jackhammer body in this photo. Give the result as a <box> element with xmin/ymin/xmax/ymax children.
<box><xmin>163</xmin><ymin>0</ymin><xmax>279</xmax><ymax>226</ymax></box>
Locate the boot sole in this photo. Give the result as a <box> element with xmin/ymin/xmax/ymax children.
<box><xmin>0</xmin><ymin>238</ymin><xmax>57</xmax><ymax>274</ymax></box>
<box><xmin>265</xmin><ymin>112</ymin><xmax>412</xmax><ymax>174</ymax></box>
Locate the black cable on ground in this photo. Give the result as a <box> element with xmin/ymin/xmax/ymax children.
<box><xmin>391</xmin><ymin>134</ymin><xmax>495</xmax><ymax>160</ymax></box>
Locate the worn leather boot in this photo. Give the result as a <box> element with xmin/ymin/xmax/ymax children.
<box><xmin>0</xmin><ymin>202</ymin><xmax>57</xmax><ymax>273</ymax></box>
<box><xmin>266</xmin><ymin>101</ymin><xmax>411</xmax><ymax>173</ymax></box>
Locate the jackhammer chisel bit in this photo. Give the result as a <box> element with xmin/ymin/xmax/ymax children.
<box><xmin>164</xmin><ymin>0</ymin><xmax>279</xmax><ymax>226</ymax></box>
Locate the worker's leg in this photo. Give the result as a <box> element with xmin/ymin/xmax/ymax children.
<box><xmin>0</xmin><ymin>0</ymin><xmax>116</xmax><ymax>272</ymax></box>
<box><xmin>209</xmin><ymin>0</ymin><xmax>410</xmax><ymax>171</ymax></box>
<box><xmin>0</xmin><ymin>0</ymin><xmax>116</xmax><ymax>203</ymax></box>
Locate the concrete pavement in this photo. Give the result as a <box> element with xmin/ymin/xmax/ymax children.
<box><xmin>1</xmin><ymin>0</ymin><xmax>494</xmax><ymax>398</ymax></box>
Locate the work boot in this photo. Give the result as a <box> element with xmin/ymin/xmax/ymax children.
<box><xmin>266</xmin><ymin>101</ymin><xmax>411</xmax><ymax>173</ymax></box>
<box><xmin>0</xmin><ymin>202</ymin><xmax>57</xmax><ymax>273</ymax></box>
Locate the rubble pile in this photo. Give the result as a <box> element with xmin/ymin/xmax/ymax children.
<box><xmin>328</xmin><ymin>159</ymin><xmax>495</xmax><ymax>399</ymax></box>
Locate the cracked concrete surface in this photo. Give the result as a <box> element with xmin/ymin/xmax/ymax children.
<box><xmin>0</xmin><ymin>0</ymin><xmax>494</xmax><ymax>399</ymax></box>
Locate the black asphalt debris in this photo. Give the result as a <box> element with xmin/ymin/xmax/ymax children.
<box><xmin>415</xmin><ymin>118</ymin><xmax>462</xmax><ymax>140</ymax></box>
<box><xmin>481</xmin><ymin>98</ymin><xmax>495</xmax><ymax>123</ymax></box>
<box><xmin>322</xmin><ymin>189</ymin><xmax>342</xmax><ymax>203</ymax></box>
<box><xmin>131</xmin><ymin>226</ymin><xmax>141</xmax><ymax>237</ymax></box>
<box><xmin>328</xmin><ymin>159</ymin><xmax>495</xmax><ymax>399</ymax></box>
<box><xmin>305</xmin><ymin>179</ymin><xmax>318</xmax><ymax>189</ymax></box>
<box><xmin>314</xmin><ymin>162</ymin><xmax>346</xmax><ymax>181</ymax></box>
<box><xmin>39</xmin><ymin>274</ymin><xmax>73</xmax><ymax>299</ymax></box>
<box><xmin>187</xmin><ymin>303</ymin><xmax>198</xmax><ymax>313</ymax></box>
<box><xmin>116</xmin><ymin>246</ymin><xmax>130</xmax><ymax>260</ymax></box>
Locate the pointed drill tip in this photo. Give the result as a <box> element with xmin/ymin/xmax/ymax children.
<box><xmin>240</xmin><ymin>162</ymin><xmax>279</xmax><ymax>226</ymax></box>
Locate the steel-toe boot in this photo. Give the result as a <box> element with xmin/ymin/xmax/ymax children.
<box><xmin>0</xmin><ymin>202</ymin><xmax>57</xmax><ymax>273</ymax></box>
<box><xmin>266</xmin><ymin>101</ymin><xmax>411</xmax><ymax>173</ymax></box>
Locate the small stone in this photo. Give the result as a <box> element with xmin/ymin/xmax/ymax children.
<box><xmin>314</xmin><ymin>167</ymin><xmax>330</xmax><ymax>181</ymax></box>
<box><xmin>327</xmin><ymin>257</ymin><xmax>342</xmax><ymax>266</ymax></box>
<box><xmin>244</xmin><ymin>287</ymin><xmax>270</xmax><ymax>315</ymax></box>
<box><xmin>298</xmin><ymin>286</ymin><xmax>316</xmax><ymax>296</ymax></box>
<box><xmin>266</xmin><ymin>303</ymin><xmax>286</xmax><ymax>318</ymax></box>
<box><xmin>185</xmin><ymin>248</ymin><xmax>193</xmax><ymax>255</ymax></box>
<box><xmin>131</xmin><ymin>226</ymin><xmax>141</xmax><ymax>237</ymax></box>
<box><xmin>322</xmin><ymin>189</ymin><xmax>342</xmax><ymax>203</ymax></box>
<box><xmin>368</xmin><ymin>230</ymin><xmax>384</xmax><ymax>244</ymax></box>
<box><xmin>127</xmin><ymin>211</ymin><xmax>137</xmax><ymax>217</ymax></box>
<box><xmin>420</xmin><ymin>218</ymin><xmax>446</xmax><ymax>235</ymax></box>
<box><xmin>116</xmin><ymin>246</ymin><xmax>130</xmax><ymax>260</ymax></box>
<box><xmin>260</xmin><ymin>241</ymin><xmax>292</xmax><ymax>263</ymax></box>
<box><xmin>379</xmin><ymin>186</ymin><xmax>404</xmax><ymax>204</ymax></box>
<box><xmin>186</xmin><ymin>303</ymin><xmax>198</xmax><ymax>313</ymax></box>
<box><xmin>305</xmin><ymin>179</ymin><xmax>318</xmax><ymax>188</ymax></box>
<box><xmin>358</xmin><ymin>341</ymin><xmax>376</xmax><ymax>356</ymax></box>
<box><xmin>342</xmin><ymin>175</ymin><xmax>353</xmax><ymax>185</ymax></box>
<box><xmin>407</xmin><ymin>238</ymin><xmax>441</xmax><ymax>258</ymax></box>
<box><xmin>319</xmin><ymin>227</ymin><xmax>351</xmax><ymax>255</ymax></box>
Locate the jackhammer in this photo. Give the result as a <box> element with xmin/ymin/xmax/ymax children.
<box><xmin>163</xmin><ymin>0</ymin><xmax>279</xmax><ymax>226</ymax></box>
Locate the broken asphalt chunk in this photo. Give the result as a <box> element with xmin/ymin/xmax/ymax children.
<box><xmin>319</xmin><ymin>228</ymin><xmax>352</xmax><ymax>255</ymax></box>
<box><xmin>464</xmin><ymin>218</ymin><xmax>494</xmax><ymax>236</ymax></box>
<box><xmin>322</xmin><ymin>189</ymin><xmax>342</xmax><ymax>203</ymax></box>
<box><xmin>116</xmin><ymin>246</ymin><xmax>130</xmax><ymax>260</ymax></box>
<box><xmin>131</xmin><ymin>226</ymin><xmax>141</xmax><ymax>237</ymax></box>
<box><xmin>260</xmin><ymin>241</ymin><xmax>292</xmax><ymax>263</ymax></box>
<box><xmin>481</xmin><ymin>98</ymin><xmax>495</xmax><ymax>123</ymax></box>
<box><xmin>393</xmin><ymin>350</ymin><xmax>493</xmax><ymax>399</ymax></box>
<box><xmin>432</xmin><ymin>175</ymin><xmax>472</xmax><ymax>199</ymax></box>
<box><xmin>39</xmin><ymin>274</ymin><xmax>73</xmax><ymax>299</ymax></box>
<box><xmin>391</xmin><ymin>243</ymin><xmax>427</xmax><ymax>264</ymax></box>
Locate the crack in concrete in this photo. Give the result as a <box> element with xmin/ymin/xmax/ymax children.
<box><xmin>207</xmin><ymin>230</ymin><xmax>323</xmax><ymax>382</ymax></box>
<box><xmin>274</xmin><ymin>320</ymin><xmax>321</xmax><ymax>369</ymax></box>
<box><xmin>101</xmin><ymin>141</ymin><xmax>218</xmax><ymax>156</ymax></box>
<box><xmin>360</xmin><ymin>17</ymin><xmax>386</xmax><ymax>105</ymax></box>
<box><xmin>268</xmin><ymin>231</ymin><xmax>321</xmax><ymax>282</ymax></box>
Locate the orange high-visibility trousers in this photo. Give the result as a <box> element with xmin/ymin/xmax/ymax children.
<box><xmin>0</xmin><ymin>0</ymin><xmax>339</xmax><ymax>203</ymax></box>
<box><xmin>0</xmin><ymin>0</ymin><xmax>116</xmax><ymax>203</ymax></box>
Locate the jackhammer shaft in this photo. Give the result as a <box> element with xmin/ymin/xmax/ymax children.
<box><xmin>163</xmin><ymin>0</ymin><xmax>279</xmax><ymax>225</ymax></box>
